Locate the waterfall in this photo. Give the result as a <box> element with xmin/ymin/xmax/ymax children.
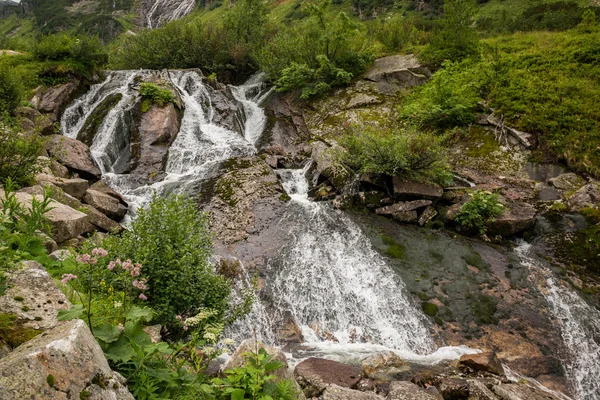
<box><xmin>230</xmin><ymin>73</ymin><xmax>273</xmax><ymax>146</ymax></box>
<box><xmin>145</xmin><ymin>0</ymin><xmax>196</xmax><ymax>29</ymax></box>
<box><xmin>515</xmin><ymin>241</ymin><xmax>600</xmax><ymax>400</ymax></box>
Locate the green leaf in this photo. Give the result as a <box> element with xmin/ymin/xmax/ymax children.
<box><xmin>104</xmin><ymin>336</ymin><xmax>136</xmax><ymax>363</ymax></box>
<box><xmin>93</xmin><ymin>323</ymin><xmax>121</xmax><ymax>344</ymax></box>
<box><xmin>231</xmin><ymin>389</ymin><xmax>245</xmax><ymax>400</ymax></box>
<box><xmin>124</xmin><ymin>320</ymin><xmax>152</xmax><ymax>345</ymax></box>
<box><xmin>125</xmin><ymin>305</ymin><xmax>154</xmax><ymax>323</ymax></box>
<box><xmin>57</xmin><ymin>304</ymin><xmax>84</xmax><ymax>321</ymax></box>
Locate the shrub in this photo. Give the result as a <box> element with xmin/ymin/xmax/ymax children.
<box><xmin>338</xmin><ymin>125</ymin><xmax>451</xmax><ymax>184</ymax></box>
<box><xmin>454</xmin><ymin>190</ymin><xmax>504</xmax><ymax>234</ymax></box>
<box><xmin>101</xmin><ymin>194</ymin><xmax>235</xmax><ymax>329</ymax></box>
<box><xmin>0</xmin><ymin>67</ymin><xmax>23</xmax><ymax>114</ymax></box>
<box><xmin>370</xmin><ymin>16</ymin><xmax>430</xmax><ymax>53</ymax></box>
<box><xmin>138</xmin><ymin>82</ymin><xmax>176</xmax><ymax>110</ymax></box>
<box><xmin>33</xmin><ymin>33</ymin><xmax>108</xmax><ymax>74</ymax></box>
<box><xmin>0</xmin><ymin>117</ymin><xmax>46</xmax><ymax>187</ymax></box>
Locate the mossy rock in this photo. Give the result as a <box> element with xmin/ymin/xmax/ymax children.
<box><xmin>0</xmin><ymin>312</ymin><xmax>42</xmax><ymax>349</ymax></box>
<box><xmin>421</xmin><ymin>302</ymin><xmax>439</xmax><ymax>317</ymax></box>
<box><xmin>77</xmin><ymin>93</ymin><xmax>123</xmax><ymax>146</ymax></box>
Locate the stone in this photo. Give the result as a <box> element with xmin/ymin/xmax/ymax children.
<box><xmin>347</xmin><ymin>94</ymin><xmax>381</xmax><ymax>109</ymax></box>
<box><xmin>361</xmin><ymin>351</ymin><xmax>410</xmax><ymax>381</ymax></box>
<box><xmin>19</xmin><ymin>183</ymin><xmax>83</xmax><ymax>210</ymax></box>
<box><xmin>387</xmin><ymin>381</ymin><xmax>440</xmax><ymax>400</ymax></box>
<box><xmin>468</xmin><ymin>379</ymin><xmax>499</xmax><ymax>400</ymax></box>
<box><xmin>85</xmin><ymin>205</ymin><xmax>125</xmax><ymax>233</ymax></box>
<box><xmin>548</xmin><ymin>173</ymin><xmax>585</xmax><ymax>192</ymax></box>
<box><xmin>459</xmin><ymin>352</ymin><xmax>504</xmax><ymax>376</ymax></box>
<box><xmin>35</xmin><ymin>173</ymin><xmax>89</xmax><ymax>199</ymax></box>
<box><xmin>37</xmin><ymin>156</ymin><xmax>70</xmax><ymax>179</ymax></box>
<box><xmin>130</xmin><ymin>103</ymin><xmax>180</xmax><ymax>178</ymax></box>
<box><xmin>2</xmin><ymin>190</ymin><xmax>93</xmax><ymax>243</ymax></box>
<box><xmin>418</xmin><ymin>206</ymin><xmax>438</xmax><ymax>226</ymax></box>
<box><xmin>143</xmin><ymin>325</ymin><xmax>162</xmax><ymax>344</ymax></box>
<box><xmin>32</xmin><ymin>81</ymin><xmax>80</xmax><ymax>120</ymax></box>
<box><xmin>359</xmin><ymin>173</ymin><xmax>388</xmax><ymax>191</ymax></box>
<box><xmin>492</xmin><ymin>383</ymin><xmax>563</xmax><ymax>400</ymax></box>
<box><xmin>45</xmin><ymin>135</ymin><xmax>101</xmax><ymax>180</ymax></box>
<box><xmin>0</xmin><ymin>261</ymin><xmax>70</xmax><ymax>332</ymax></box>
<box><xmin>224</xmin><ymin>339</ymin><xmax>288</xmax><ymax>381</ymax></box>
<box><xmin>393</xmin><ymin>177</ymin><xmax>443</xmax><ymax>201</ymax></box>
<box><xmin>15</xmin><ymin>107</ymin><xmax>54</xmax><ymax>135</ymax></box>
<box><xmin>322</xmin><ymin>384</ymin><xmax>384</xmax><ymax>400</ymax></box>
<box><xmin>84</xmin><ymin>189</ymin><xmax>128</xmax><ymax>221</ymax></box>
<box><xmin>37</xmin><ymin>231</ymin><xmax>58</xmax><ymax>253</ymax></box>
<box><xmin>90</xmin><ymin>180</ymin><xmax>128</xmax><ymax>206</ymax></box>
<box><xmin>487</xmin><ymin>202</ymin><xmax>536</xmax><ymax>237</ymax></box>
<box><xmin>295</xmin><ymin>357</ymin><xmax>361</xmax><ymax>397</ymax></box>
<box><xmin>311</xmin><ymin>141</ymin><xmax>353</xmax><ymax>192</ymax></box>
<box><xmin>50</xmin><ymin>249</ymin><xmax>73</xmax><ymax>261</ymax></box>
<box><xmin>364</xmin><ymin>55</ymin><xmax>431</xmax><ymax>94</ymax></box>
<box><xmin>277</xmin><ymin>310</ymin><xmax>303</xmax><ymax>347</ymax></box>
<box><xmin>376</xmin><ymin>200</ymin><xmax>432</xmax><ymax>215</ymax></box>
<box><xmin>566</xmin><ymin>181</ymin><xmax>600</xmax><ymax>212</ymax></box>
<box><xmin>0</xmin><ymin>319</ymin><xmax>134</xmax><ymax>400</ymax></box>
<box><xmin>435</xmin><ymin>377</ymin><xmax>469</xmax><ymax>399</ymax></box>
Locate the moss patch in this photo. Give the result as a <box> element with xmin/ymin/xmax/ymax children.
<box><xmin>0</xmin><ymin>312</ymin><xmax>42</xmax><ymax>348</ymax></box>
<box><xmin>381</xmin><ymin>234</ymin><xmax>407</xmax><ymax>259</ymax></box>
<box><xmin>77</xmin><ymin>92</ymin><xmax>123</xmax><ymax>146</ymax></box>
<box><xmin>421</xmin><ymin>302</ymin><xmax>439</xmax><ymax>316</ymax></box>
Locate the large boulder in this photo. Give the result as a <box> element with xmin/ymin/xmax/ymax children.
<box><xmin>375</xmin><ymin>200</ymin><xmax>431</xmax><ymax>223</ymax></box>
<box><xmin>2</xmin><ymin>190</ymin><xmax>93</xmax><ymax>243</ymax></box>
<box><xmin>84</xmin><ymin>189</ymin><xmax>127</xmax><ymax>221</ymax></box>
<box><xmin>19</xmin><ymin>184</ymin><xmax>83</xmax><ymax>210</ymax></box>
<box><xmin>35</xmin><ymin>173</ymin><xmax>89</xmax><ymax>199</ymax></box>
<box><xmin>32</xmin><ymin>81</ymin><xmax>81</xmax><ymax>121</ymax></box>
<box><xmin>487</xmin><ymin>202</ymin><xmax>536</xmax><ymax>237</ymax></box>
<box><xmin>84</xmin><ymin>205</ymin><xmax>125</xmax><ymax>233</ymax></box>
<box><xmin>566</xmin><ymin>181</ymin><xmax>600</xmax><ymax>212</ymax></box>
<box><xmin>323</xmin><ymin>384</ymin><xmax>384</xmax><ymax>400</ymax></box>
<box><xmin>295</xmin><ymin>358</ymin><xmax>361</xmax><ymax>397</ymax></box>
<box><xmin>361</xmin><ymin>351</ymin><xmax>410</xmax><ymax>381</ymax></box>
<box><xmin>89</xmin><ymin>180</ymin><xmax>127</xmax><ymax>206</ymax></box>
<box><xmin>387</xmin><ymin>381</ymin><xmax>440</xmax><ymax>400</ymax></box>
<box><xmin>492</xmin><ymin>383</ymin><xmax>563</xmax><ymax>400</ymax></box>
<box><xmin>364</xmin><ymin>55</ymin><xmax>431</xmax><ymax>94</ymax></box>
<box><xmin>468</xmin><ymin>379</ymin><xmax>499</xmax><ymax>400</ymax></box>
<box><xmin>0</xmin><ymin>319</ymin><xmax>134</xmax><ymax>400</ymax></box>
<box><xmin>393</xmin><ymin>177</ymin><xmax>443</xmax><ymax>201</ymax></box>
<box><xmin>130</xmin><ymin>103</ymin><xmax>180</xmax><ymax>178</ymax></box>
<box><xmin>459</xmin><ymin>352</ymin><xmax>504</xmax><ymax>376</ymax></box>
<box><xmin>77</xmin><ymin>93</ymin><xmax>123</xmax><ymax>147</ymax></box>
<box><xmin>548</xmin><ymin>173</ymin><xmax>585</xmax><ymax>193</ymax></box>
<box><xmin>45</xmin><ymin>135</ymin><xmax>101</xmax><ymax>181</ymax></box>
<box><xmin>311</xmin><ymin>141</ymin><xmax>353</xmax><ymax>192</ymax></box>
<box><xmin>0</xmin><ymin>261</ymin><xmax>69</xmax><ymax>333</ymax></box>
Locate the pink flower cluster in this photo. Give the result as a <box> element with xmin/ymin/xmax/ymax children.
<box><xmin>91</xmin><ymin>248</ymin><xmax>108</xmax><ymax>257</ymax></box>
<box><xmin>106</xmin><ymin>259</ymin><xmax>142</xmax><ymax>277</ymax></box>
<box><xmin>76</xmin><ymin>248</ymin><xmax>109</xmax><ymax>265</ymax></box>
<box><xmin>61</xmin><ymin>273</ymin><xmax>78</xmax><ymax>284</ymax></box>
<box><xmin>132</xmin><ymin>278</ymin><xmax>147</xmax><ymax>290</ymax></box>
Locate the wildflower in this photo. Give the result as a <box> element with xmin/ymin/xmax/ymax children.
<box><xmin>176</xmin><ymin>315</ymin><xmax>183</xmax><ymax>321</ymax></box>
<box><xmin>76</xmin><ymin>254</ymin><xmax>91</xmax><ymax>264</ymax></box>
<box><xmin>89</xmin><ymin>257</ymin><xmax>98</xmax><ymax>265</ymax></box>
<box><xmin>130</xmin><ymin>264</ymin><xmax>142</xmax><ymax>277</ymax></box>
<box><xmin>107</xmin><ymin>261</ymin><xmax>116</xmax><ymax>271</ymax></box>
<box><xmin>132</xmin><ymin>279</ymin><xmax>147</xmax><ymax>290</ymax></box>
<box><xmin>222</xmin><ymin>338</ymin><xmax>235</xmax><ymax>346</ymax></box>
<box><xmin>203</xmin><ymin>331</ymin><xmax>217</xmax><ymax>342</ymax></box>
<box><xmin>122</xmin><ymin>259</ymin><xmax>132</xmax><ymax>271</ymax></box>
<box><xmin>138</xmin><ymin>293</ymin><xmax>147</xmax><ymax>301</ymax></box>
<box><xmin>91</xmin><ymin>248</ymin><xmax>108</xmax><ymax>258</ymax></box>
<box><xmin>118</xmin><ymin>324</ymin><xmax>124</xmax><ymax>332</ymax></box>
<box><xmin>183</xmin><ymin>325</ymin><xmax>188</xmax><ymax>331</ymax></box>
<box><xmin>114</xmin><ymin>302</ymin><xmax>122</xmax><ymax>308</ymax></box>
<box><xmin>61</xmin><ymin>273</ymin><xmax>78</xmax><ymax>284</ymax></box>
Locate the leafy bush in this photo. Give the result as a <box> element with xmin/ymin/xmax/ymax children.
<box><xmin>0</xmin><ymin>117</ymin><xmax>46</xmax><ymax>187</ymax></box>
<box><xmin>400</xmin><ymin>60</ymin><xmax>485</xmax><ymax>130</ymax></box>
<box><xmin>338</xmin><ymin>125</ymin><xmax>451</xmax><ymax>184</ymax></box>
<box><xmin>370</xmin><ymin>16</ymin><xmax>430</xmax><ymax>53</ymax></box>
<box><xmin>454</xmin><ymin>190</ymin><xmax>504</xmax><ymax>234</ymax></box>
<box><xmin>0</xmin><ymin>67</ymin><xmax>23</xmax><ymax>114</ymax></box>
<box><xmin>420</xmin><ymin>0</ymin><xmax>480</xmax><ymax>66</ymax></box>
<box><xmin>139</xmin><ymin>82</ymin><xmax>176</xmax><ymax>110</ymax></box>
<box><xmin>101</xmin><ymin>194</ymin><xmax>238</xmax><ymax>329</ymax></box>
<box><xmin>33</xmin><ymin>33</ymin><xmax>108</xmax><ymax>74</ymax></box>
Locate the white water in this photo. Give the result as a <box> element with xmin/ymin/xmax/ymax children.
<box><xmin>62</xmin><ymin>70</ymin><xmax>266</xmax><ymax>219</ymax></box>
<box><xmin>145</xmin><ymin>0</ymin><xmax>196</xmax><ymax>29</ymax></box>
<box><xmin>515</xmin><ymin>241</ymin><xmax>600</xmax><ymax>400</ymax></box>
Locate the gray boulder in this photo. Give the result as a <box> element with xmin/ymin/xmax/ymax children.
<box><xmin>459</xmin><ymin>352</ymin><xmax>504</xmax><ymax>376</ymax></box>
<box><xmin>492</xmin><ymin>383</ymin><xmax>563</xmax><ymax>400</ymax></box>
<box><xmin>393</xmin><ymin>177</ymin><xmax>443</xmax><ymax>201</ymax></box>
<box><xmin>323</xmin><ymin>384</ymin><xmax>384</xmax><ymax>399</ymax></box>
<box><xmin>548</xmin><ymin>173</ymin><xmax>585</xmax><ymax>193</ymax></box>
<box><xmin>84</xmin><ymin>189</ymin><xmax>128</xmax><ymax>221</ymax></box>
<box><xmin>35</xmin><ymin>173</ymin><xmax>89</xmax><ymax>199</ymax></box>
<box><xmin>32</xmin><ymin>81</ymin><xmax>80</xmax><ymax>120</ymax></box>
<box><xmin>45</xmin><ymin>135</ymin><xmax>101</xmax><ymax>181</ymax></box>
<box><xmin>361</xmin><ymin>351</ymin><xmax>410</xmax><ymax>381</ymax></box>
<box><xmin>0</xmin><ymin>319</ymin><xmax>134</xmax><ymax>400</ymax></box>
<box><xmin>387</xmin><ymin>381</ymin><xmax>440</xmax><ymax>400</ymax></box>
<box><xmin>487</xmin><ymin>202</ymin><xmax>536</xmax><ymax>237</ymax></box>
<box><xmin>364</xmin><ymin>55</ymin><xmax>431</xmax><ymax>94</ymax></box>
<box><xmin>567</xmin><ymin>181</ymin><xmax>600</xmax><ymax>212</ymax></box>
<box><xmin>311</xmin><ymin>141</ymin><xmax>353</xmax><ymax>192</ymax></box>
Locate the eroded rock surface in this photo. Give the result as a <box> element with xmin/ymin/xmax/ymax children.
<box><xmin>46</xmin><ymin>135</ymin><xmax>101</xmax><ymax>180</ymax></box>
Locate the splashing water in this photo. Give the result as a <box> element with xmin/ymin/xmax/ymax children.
<box><xmin>145</xmin><ymin>0</ymin><xmax>196</xmax><ymax>29</ymax></box>
<box><xmin>515</xmin><ymin>241</ymin><xmax>600</xmax><ymax>400</ymax></box>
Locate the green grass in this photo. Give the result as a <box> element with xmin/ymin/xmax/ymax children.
<box><xmin>475</xmin><ymin>0</ymin><xmax>592</xmax><ymax>20</ymax></box>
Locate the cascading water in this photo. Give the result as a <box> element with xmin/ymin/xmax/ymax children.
<box><xmin>515</xmin><ymin>241</ymin><xmax>600</xmax><ymax>400</ymax></box>
<box><xmin>145</xmin><ymin>0</ymin><xmax>196</xmax><ymax>29</ymax></box>
<box><xmin>230</xmin><ymin>73</ymin><xmax>273</xmax><ymax>146</ymax></box>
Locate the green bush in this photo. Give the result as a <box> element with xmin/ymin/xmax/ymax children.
<box><xmin>0</xmin><ymin>117</ymin><xmax>46</xmax><ymax>187</ymax></box>
<box><xmin>33</xmin><ymin>33</ymin><xmax>108</xmax><ymax>74</ymax></box>
<box><xmin>139</xmin><ymin>82</ymin><xmax>176</xmax><ymax>109</ymax></box>
<box><xmin>338</xmin><ymin>125</ymin><xmax>451</xmax><ymax>184</ymax></box>
<box><xmin>101</xmin><ymin>194</ymin><xmax>235</xmax><ymax>328</ymax></box>
<box><xmin>454</xmin><ymin>190</ymin><xmax>504</xmax><ymax>234</ymax></box>
<box><xmin>0</xmin><ymin>67</ymin><xmax>23</xmax><ymax>114</ymax></box>
<box><xmin>370</xmin><ymin>16</ymin><xmax>430</xmax><ymax>53</ymax></box>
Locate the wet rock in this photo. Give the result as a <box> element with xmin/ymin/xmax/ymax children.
<box><xmin>84</xmin><ymin>189</ymin><xmax>128</xmax><ymax>221</ymax></box>
<box><xmin>0</xmin><ymin>260</ymin><xmax>70</xmax><ymax>332</ymax></box>
<box><xmin>35</xmin><ymin>173</ymin><xmax>89</xmax><ymax>199</ymax></box>
<box><xmin>492</xmin><ymin>383</ymin><xmax>563</xmax><ymax>400</ymax></box>
<box><xmin>566</xmin><ymin>181</ymin><xmax>600</xmax><ymax>212</ymax></box>
<box><xmin>360</xmin><ymin>173</ymin><xmax>389</xmax><ymax>191</ymax></box>
<box><xmin>323</xmin><ymin>384</ymin><xmax>384</xmax><ymax>399</ymax></box>
<box><xmin>0</xmin><ymin>319</ymin><xmax>134</xmax><ymax>400</ymax></box>
<box><xmin>435</xmin><ymin>377</ymin><xmax>469</xmax><ymax>400</ymax></box>
<box><xmin>311</xmin><ymin>141</ymin><xmax>353</xmax><ymax>192</ymax></box>
<box><xmin>361</xmin><ymin>351</ymin><xmax>410</xmax><ymax>381</ymax></box>
<box><xmin>2</xmin><ymin>190</ymin><xmax>93</xmax><ymax>243</ymax></box>
<box><xmin>548</xmin><ymin>173</ymin><xmax>585</xmax><ymax>193</ymax></box>
<box><xmin>393</xmin><ymin>178</ymin><xmax>443</xmax><ymax>201</ymax></box>
<box><xmin>294</xmin><ymin>358</ymin><xmax>361</xmax><ymax>397</ymax></box>
<box><xmin>459</xmin><ymin>352</ymin><xmax>504</xmax><ymax>376</ymax></box>
<box><xmin>418</xmin><ymin>206</ymin><xmax>438</xmax><ymax>226</ymax></box>
<box><xmin>387</xmin><ymin>381</ymin><xmax>440</xmax><ymax>400</ymax></box>
<box><xmin>277</xmin><ymin>310</ymin><xmax>303</xmax><ymax>347</ymax></box>
<box><xmin>364</xmin><ymin>55</ymin><xmax>431</xmax><ymax>94</ymax></box>
<box><xmin>32</xmin><ymin>81</ymin><xmax>81</xmax><ymax>120</ymax></box>
<box><xmin>487</xmin><ymin>202</ymin><xmax>536</xmax><ymax>237</ymax></box>
<box><xmin>45</xmin><ymin>135</ymin><xmax>101</xmax><ymax>181</ymax></box>
<box><xmin>77</xmin><ymin>93</ymin><xmax>123</xmax><ymax>146</ymax></box>
<box><xmin>130</xmin><ymin>103</ymin><xmax>180</xmax><ymax>179</ymax></box>
<box><xmin>225</xmin><ymin>339</ymin><xmax>288</xmax><ymax>381</ymax></box>
<box><xmin>84</xmin><ymin>205</ymin><xmax>125</xmax><ymax>233</ymax></box>
<box><xmin>90</xmin><ymin>180</ymin><xmax>128</xmax><ymax>206</ymax></box>
<box><xmin>15</xmin><ymin>106</ymin><xmax>54</xmax><ymax>135</ymax></box>
<box><xmin>376</xmin><ymin>200</ymin><xmax>432</xmax><ymax>215</ymax></box>
<box><xmin>468</xmin><ymin>380</ymin><xmax>499</xmax><ymax>400</ymax></box>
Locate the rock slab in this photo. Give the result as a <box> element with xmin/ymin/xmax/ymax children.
<box><xmin>295</xmin><ymin>357</ymin><xmax>361</xmax><ymax>397</ymax></box>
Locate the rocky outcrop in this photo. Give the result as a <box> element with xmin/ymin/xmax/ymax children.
<box><xmin>35</xmin><ymin>173</ymin><xmax>89</xmax><ymax>199</ymax></box>
<box><xmin>566</xmin><ymin>181</ymin><xmax>600</xmax><ymax>212</ymax></box>
<box><xmin>294</xmin><ymin>357</ymin><xmax>361</xmax><ymax>397</ymax></box>
<box><xmin>487</xmin><ymin>202</ymin><xmax>537</xmax><ymax>237</ymax></box>
<box><xmin>45</xmin><ymin>135</ymin><xmax>101</xmax><ymax>180</ymax></box>
<box><xmin>89</xmin><ymin>180</ymin><xmax>128</xmax><ymax>206</ymax></box>
<box><xmin>375</xmin><ymin>200</ymin><xmax>432</xmax><ymax>224</ymax></box>
<box><xmin>361</xmin><ymin>352</ymin><xmax>410</xmax><ymax>381</ymax></box>
<box><xmin>364</xmin><ymin>55</ymin><xmax>431</xmax><ymax>94</ymax></box>
<box><xmin>84</xmin><ymin>189</ymin><xmax>127</xmax><ymax>221</ymax></box>
<box><xmin>386</xmin><ymin>381</ymin><xmax>440</xmax><ymax>400</ymax></box>
<box><xmin>31</xmin><ymin>81</ymin><xmax>81</xmax><ymax>121</ymax></box>
<box><xmin>0</xmin><ymin>319</ymin><xmax>134</xmax><ymax>400</ymax></box>
<box><xmin>548</xmin><ymin>173</ymin><xmax>585</xmax><ymax>193</ymax></box>
<box><xmin>459</xmin><ymin>352</ymin><xmax>505</xmax><ymax>376</ymax></box>
<box><xmin>492</xmin><ymin>383</ymin><xmax>563</xmax><ymax>400</ymax></box>
<box><xmin>310</xmin><ymin>141</ymin><xmax>353</xmax><ymax>192</ymax></box>
<box><xmin>130</xmin><ymin>103</ymin><xmax>180</xmax><ymax>179</ymax></box>
<box><xmin>323</xmin><ymin>385</ymin><xmax>384</xmax><ymax>400</ymax></box>
<box><xmin>77</xmin><ymin>93</ymin><xmax>123</xmax><ymax>146</ymax></box>
<box><xmin>393</xmin><ymin>178</ymin><xmax>443</xmax><ymax>201</ymax></box>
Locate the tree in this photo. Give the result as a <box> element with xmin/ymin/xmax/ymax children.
<box><xmin>421</xmin><ymin>0</ymin><xmax>479</xmax><ymax>66</ymax></box>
